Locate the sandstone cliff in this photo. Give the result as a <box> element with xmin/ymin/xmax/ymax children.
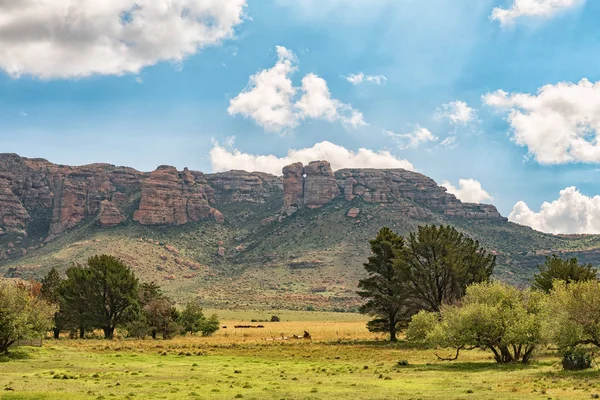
<box><xmin>0</xmin><ymin>153</ymin><xmax>505</xmax><ymax>251</ymax></box>
<box><xmin>281</xmin><ymin>163</ymin><xmax>504</xmax><ymax>221</ymax></box>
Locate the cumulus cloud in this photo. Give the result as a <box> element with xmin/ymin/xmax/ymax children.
<box><xmin>228</xmin><ymin>46</ymin><xmax>365</xmax><ymax>133</ymax></box>
<box><xmin>436</xmin><ymin>100</ymin><xmax>476</xmax><ymax>124</ymax></box>
<box><xmin>209</xmin><ymin>140</ymin><xmax>414</xmax><ymax>175</ymax></box>
<box><xmin>227</xmin><ymin>46</ymin><xmax>298</xmax><ymax>132</ymax></box>
<box><xmin>386</xmin><ymin>126</ymin><xmax>438</xmax><ymax>149</ymax></box>
<box><xmin>441</xmin><ymin>179</ymin><xmax>493</xmax><ymax>203</ymax></box>
<box><xmin>509</xmin><ymin>187</ymin><xmax>600</xmax><ymax>234</ymax></box>
<box><xmin>483</xmin><ymin>79</ymin><xmax>600</xmax><ymax>164</ymax></box>
<box><xmin>296</xmin><ymin>74</ymin><xmax>366</xmax><ymax>128</ymax></box>
<box><xmin>491</xmin><ymin>0</ymin><xmax>585</xmax><ymax>26</ymax></box>
<box><xmin>0</xmin><ymin>0</ymin><xmax>247</xmax><ymax>79</ymax></box>
<box><xmin>345</xmin><ymin>73</ymin><xmax>387</xmax><ymax>85</ymax></box>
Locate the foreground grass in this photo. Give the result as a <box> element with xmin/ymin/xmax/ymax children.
<box><xmin>2</xmin><ymin>316</ymin><xmax>599</xmax><ymax>399</ymax></box>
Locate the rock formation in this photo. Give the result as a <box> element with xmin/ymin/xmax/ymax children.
<box><xmin>0</xmin><ymin>153</ymin><xmax>505</xmax><ymax>254</ymax></box>
<box><xmin>133</xmin><ymin>166</ymin><xmax>222</xmax><ymax>226</ymax></box>
<box><xmin>279</xmin><ymin>162</ymin><xmax>504</xmax><ymax>221</ymax></box>
<box><xmin>282</xmin><ymin>162</ymin><xmax>304</xmax><ymax>215</ymax></box>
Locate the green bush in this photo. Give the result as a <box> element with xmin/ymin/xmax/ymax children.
<box><xmin>561</xmin><ymin>348</ymin><xmax>593</xmax><ymax>371</ymax></box>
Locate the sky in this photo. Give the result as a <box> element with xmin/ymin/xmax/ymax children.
<box><xmin>2</xmin><ymin>0</ymin><xmax>600</xmax><ymax>235</ymax></box>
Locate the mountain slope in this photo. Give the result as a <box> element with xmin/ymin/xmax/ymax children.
<box><xmin>2</xmin><ymin>154</ymin><xmax>600</xmax><ymax>310</ymax></box>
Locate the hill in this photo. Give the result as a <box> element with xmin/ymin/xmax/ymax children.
<box><xmin>2</xmin><ymin>153</ymin><xmax>600</xmax><ymax>310</ymax></box>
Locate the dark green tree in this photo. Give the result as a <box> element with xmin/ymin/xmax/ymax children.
<box><xmin>357</xmin><ymin>227</ymin><xmax>411</xmax><ymax>342</ymax></box>
<box><xmin>61</xmin><ymin>255</ymin><xmax>139</xmax><ymax>339</ymax></box>
<box><xmin>398</xmin><ymin>225</ymin><xmax>495</xmax><ymax>312</ymax></box>
<box><xmin>200</xmin><ymin>313</ymin><xmax>220</xmax><ymax>337</ymax></box>
<box><xmin>41</xmin><ymin>267</ymin><xmax>68</xmax><ymax>339</ymax></box>
<box><xmin>59</xmin><ymin>264</ymin><xmax>91</xmax><ymax>338</ymax></box>
<box><xmin>179</xmin><ymin>300</ymin><xmax>220</xmax><ymax>336</ymax></box>
<box><xmin>533</xmin><ymin>255</ymin><xmax>597</xmax><ymax>293</ymax></box>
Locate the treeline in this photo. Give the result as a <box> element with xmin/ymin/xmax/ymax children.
<box><xmin>359</xmin><ymin>225</ymin><xmax>600</xmax><ymax>369</ymax></box>
<box><xmin>0</xmin><ymin>254</ymin><xmax>220</xmax><ymax>353</ymax></box>
<box><xmin>39</xmin><ymin>255</ymin><xmax>219</xmax><ymax>340</ymax></box>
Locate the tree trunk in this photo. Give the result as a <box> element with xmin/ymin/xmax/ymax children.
<box><xmin>79</xmin><ymin>327</ymin><xmax>85</xmax><ymax>339</ymax></box>
<box><xmin>103</xmin><ymin>327</ymin><xmax>115</xmax><ymax>340</ymax></box>
<box><xmin>151</xmin><ymin>330</ymin><xmax>157</xmax><ymax>340</ymax></box>
<box><xmin>389</xmin><ymin>317</ymin><xmax>397</xmax><ymax>342</ymax></box>
<box><xmin>53</xmin><ymin>328</ymin><xmax>60</xmax><ymax>339</ymax></box>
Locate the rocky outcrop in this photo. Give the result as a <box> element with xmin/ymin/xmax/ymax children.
<box><xmin>97</xmin><ymin>200</ymin><xmax>125</xmax><ymax>227</ymax></box>
<box><xmin>303</xmin><ymin>161</ymin><xmax>340</xmax><ymax>209</ymax></box>
<box><xmin>207</xmin><ymin>170</ymin><xmax>282</xmax><ymax>204</ymax></box>
<box><xmin>282</xmin><ymin>161</ymin><xmax>340</xmax><ymax>213</ymax></box>
<box><xmin>133</xmin><ymin>166</ymin><xmax>222</xmax><ymax>226</ymax></box>
<box><xmin>282</xmin><ymin>162</ymin><xmax>305</xmax><ymax>215</ymax></box>
<box><xmin>279</xmin><ymin>162</ymin><xmax>504</xmax><ymax>221</ymax></box>
<box><xmin>0</xmin><ymin>154</ymin><xmax>505</xmax><ymax>250</ymax></box>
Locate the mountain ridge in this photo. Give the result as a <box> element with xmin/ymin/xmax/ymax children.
<box><xmin>2</xmin><ymin>153</ymin><xmax>600</xmax><ymax>309</ymax></box>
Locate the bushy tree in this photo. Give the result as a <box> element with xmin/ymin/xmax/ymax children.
<box><xmin>144</xmin><ymin>298</ymin><xmax>181</xmax><ymax>339</ymax></box>
<box><xmin>179</xmin><ymin>301</ymin><xmax>219</xmax><ymax>336</ymax></box>
<box><xmin>533</xmin><ymin>255</ymin><xmax>597</xmax><ymax>293</ymax></box>
<box><xmin>0</xmin><ymin>282</ymin><xmax>57</xmax><ymax>353</ymax></box>
<box><xmin>358</xmin><ymin>227</ymin><xmax>411</xmax><ymax>342</ymax></box>
<box><xmin>545</xmin><ymin>280</ymin><xmax>600</xmax><ymax>350</ymax></box>
<box><xmin>59</xmin><ymin>265</ymin><xmax>91</xmax><ymax>338</ymax></box>
<box><xmin>200</xmin><ymin>314</ymin><xmax>220</xmax><ymax>337</ymax></box>
<box><xmin>40</xmin><ymin>268</ymin><xmax>70</xmax><ymax>339</ymax></box>
<box><xmin>61</xmin><ymin>255</ymin><xmax>139</xmax><ymax>339</ymax></box>
<box><xmin>398</xmin><ymin>225</ymin><xmax>496</xmax><ymax>312</ymax></box>
<box><xmin>407</xmin><ymin>282</ymin><xmax>545</xmax><ymax>363</ymax></box>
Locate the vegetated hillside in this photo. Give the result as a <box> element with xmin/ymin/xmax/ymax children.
<box><xmin>2</xmin><ymin>154</ymin><xmax>600</xmax><ymax>310</ymax></box>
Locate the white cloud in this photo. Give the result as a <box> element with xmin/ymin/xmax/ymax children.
<box><xmin>228</xmin><ymin>46</ymin><xmax>298</xmax><ymax>132</ymax></box>
<box><xmin>0</xmin><ymin>0</ymin><xmax>247</xmax><ymax>79</ymax></box>
<box><xmin>442</xmin><ymin>179</ymin><xmax>493</xmax><ymax>204</ymax></box>
<box><xmin>509</xmin><ymin>187</ymin><xmax>600</xmax><ymax>234</ymax></box>
<box><xmin>436</xmin><ymin>100</ymin><xmax>476</xmax><ymax>124</ymax></box>
<box><xmin>387</xmin><ymin>126</ymin><xmax>438</xmax><ymax>149</ymax></box>
<box><xmin>209</xmin><ymin>140</ymin><xmax>414</xmax><ymax>175</ymax></box>
<box><xmin>229</xmin><ymin>46</ymin><xmax>366</xmax><ymax>133</ymax></box>
<box><xmin>483</xmin><ymin>79</ymin><xmax>600</xmax><ymax>164</ymax></box>
<box><xmin>345</xmin><ymin>73</ymin><xmax>387</xmax><ymax>85</ymax></box>
<box><xmin>440</xmin><ymin>136</ymin><xmax>457</xmax><ymax>148</ymax></box>
<box><xmin>491</xmin><ymin>0</ymin><xmax>585</xmax><ymax>26</ymax></box>
<box><xmin>296</xmin><ymin>74</ymin><xmax>366</xmax><ymax>128</ymax></box>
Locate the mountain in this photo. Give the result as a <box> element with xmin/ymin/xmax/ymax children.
<box><xmin>2</xmin><ymin>153</ymin><xmax>600</xmax><ymax>310</ymax></box>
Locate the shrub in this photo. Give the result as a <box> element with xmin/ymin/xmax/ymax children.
<box><xmin>561</xmin><ymin>348</ymin><xmax>593</xmax><ymax>371</ymax></box>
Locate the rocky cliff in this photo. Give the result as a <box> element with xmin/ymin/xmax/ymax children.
<box><xmin>281</xmin><ymin>162</ymin><xmax>504</xmax><ymax>220</ymax></box>
<box><xmin>0</xmin><ymin>154</ymin><xmax>504</xmax><ymax>251</ymax></box>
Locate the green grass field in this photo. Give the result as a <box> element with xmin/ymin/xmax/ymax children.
<box><xmin>2</xmin><ymin>311</ymin><xmax>599</xmax><ymax>400</ymax></box>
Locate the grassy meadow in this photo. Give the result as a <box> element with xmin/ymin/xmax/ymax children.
<box><xmin>2</xmin><ymin>311</ymin><xmax>600</xmax><ymax>400</ymax></box>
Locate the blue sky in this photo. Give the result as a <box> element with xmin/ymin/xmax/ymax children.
<box><xmin>2</xmin><ymin>0</ymin><xmax>600</xmax><ymax>234</ymax></box>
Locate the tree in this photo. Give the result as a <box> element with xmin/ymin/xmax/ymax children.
<box><xmin>59</xmin><ymin>264</ymin><xmax>91</xmax><ymax>338</ymax></box>
<box><xmin>179</xmin><ymin>301</ymin><xmax>220</xmax><ymax>336</ymax></box>
<box><xmin>533</xmin><ymin>255</ymin><xmax>597</xmax><ymax>293</ymax></box>
<box><xmin>545</xmin><ymin>280</ymin><xmax>600</xmax><ymax>350</ymax></box>
<box><xmin>61</xmin><ymin>255</ymin><xmax>139</xmax><ymax>339</ymax></box>
<box><xmin>144</xmin><ymin>298</ymin><xmax>181</xmax><ymax>339</ymax></box>
<box><xmin>358</xmin><ymin>227</ymin><xmax>411</xmax><ymax>342</ymax></box>
<box><xmin>0</xmin><ymin>282</ymin><xmax>57</xmax><ymax>353</ymax></box>
<box><xmin>407</xmin><ymin>282</ymin><xmax>545</xmax><ymax>364</ymax></box>
<box><xmin>398</xmin><ymin>225</ymin><xmax>496</xmax><ymax>312</ymax></box>
<box><xmin>40</xmin><ymin>268</ymin><xmax>69</xmax><ymax>339</ymax></box>
<box><xmin>200</xmin><ymin>314</ymin><xmax>220</xmax><ymax>337</ymax></box>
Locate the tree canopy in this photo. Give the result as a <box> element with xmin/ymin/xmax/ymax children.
<box><xmin>533</xmin><ymin>255</ymin><xmax>597</xmax><ymax>293</ymax></box>
<box><xmin>61</xmin><ymin>255</ymin><xmax>139</xmax><ymax>339</ymax></box>
<box><xmin>0</xmin><ymin>282</ymin><xmax>57</xmax><ymax>353</ymax></box>
<box><xmin>407</xmin><ymin>282</ymin><xmax>545</xmax><ymax>363</ymax></box>
<box><xmin>357</xmin><ymin>227</ymin><xmax>411</xmax><ymax>342</ymax></box>
<box><xmin>398</xmin><ymin>225</ymin><xmax>496</xmax><ymax>312</ymax></box>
